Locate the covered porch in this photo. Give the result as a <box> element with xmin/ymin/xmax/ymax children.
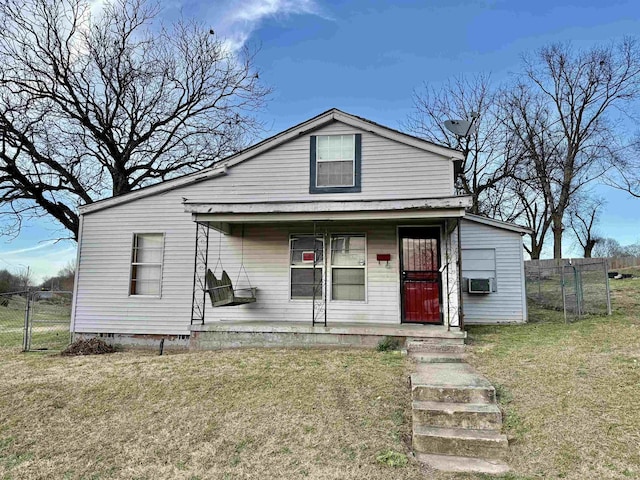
<box><xmin>184</xmin><ymin>196</ymin><xmax>472</xmax><ymax>347</ymax></box>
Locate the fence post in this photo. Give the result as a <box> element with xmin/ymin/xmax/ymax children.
<box><xmin>604</xmin><ymin>258</ymin><xmax>612</xmax><ymax>316</ymax></box>
<box><xmin>22</xmin><ymin>292</ymin><xmax>30</xmax><ymax>352</ymax></box>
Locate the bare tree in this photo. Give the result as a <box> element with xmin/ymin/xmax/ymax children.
<box><xmin>0</xmin><ymin>0</ymin><xmax>270</xmax><ymax>240</ymax></box>
<box><xmin>516</xmin><ymin>39</ymin><xmax>640</xmax><ymax>258</ymax></box>
<box><xmin>606</xmin><ymin>138</ymin><xmax>640</xmax><ymax>197</ymax></box>
<box><xmin>592</xmin><ymin>237</ymin><xmax>625</xmax><ymax>258</ymax></box>
<box><xmin>499</xmin><ymin>85</ymin><xmax>564</xmax><ymax>259</ymax></box>
<box><xmin>404</xmin><ymin>75</ymin><xmax>519</xmax><ymax>217</ymax></box>
<box><xmin>568</xmin><ymin>194</ymin><xmax>605</xmax><ymax>258</ymax></box>
<box><xmin>15</xmin><ymin>266</ymin><xmax>32</xmax><ymax>289</ymax></box>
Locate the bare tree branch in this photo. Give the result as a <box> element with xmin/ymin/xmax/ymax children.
<box><xmin>0</xmin><ymin>0</ymin><xmax>271</xmax><ymax>240</ymax></box>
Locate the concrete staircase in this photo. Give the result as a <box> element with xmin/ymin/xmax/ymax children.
<box><xmin>407</xmin><ymin>337</ymin><xmax>510</xmax><ymax>474</ymax></box>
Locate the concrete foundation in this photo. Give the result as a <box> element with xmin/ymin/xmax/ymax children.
<box><xmin>189</xmin><ymin>321</ymin><xmax>465</xmax><ymax>350</ymax></box>
<box><xmin>73</xmin><ymin>332</ymin><xmax>190</xmax><ymax>351</ymax></box>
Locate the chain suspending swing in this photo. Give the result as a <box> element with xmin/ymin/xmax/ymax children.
<box><xmin>206</xmin><ymin>224</ymin><xmax>257</xmax><ymax>307</ymax></box>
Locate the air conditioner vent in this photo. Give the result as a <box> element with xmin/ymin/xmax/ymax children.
<box><xmin>468</xmin><ymin>278</ymin><xmax>491</xmax><ymax>294</ymax></box>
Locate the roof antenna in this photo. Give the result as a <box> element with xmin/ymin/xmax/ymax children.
<box><xmin>444</xmin><ymin>111</ymin><xmax>480</xmax><ymax>138</ymax></box>
<box><xmin>444</xmin><ymin>112</ymin><xmax>479</xmax><ymax>185</ymax></box>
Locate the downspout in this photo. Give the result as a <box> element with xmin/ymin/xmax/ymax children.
<box><xmin>457</xmin><ymin>217</ymin><xmax>465</xmax><ymax>330</ymax></box>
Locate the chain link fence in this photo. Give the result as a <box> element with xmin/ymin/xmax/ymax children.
<box><xmin>0</xmin><ymin>290</ymin><xmax>72</xmax><ymax>351</ymax></box>
<box><xmin>0</xmin><ymin>291</ymin><xmax>29</xmax><ymax>350</ymax></box>
<box><xmin>525</xmin><ymin>258</ymin><xmax>612</xmax><ymax>322</ymax></box>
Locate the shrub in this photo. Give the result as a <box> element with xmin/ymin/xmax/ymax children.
<box><xmin>376</xmin><ymin>336</ymin><xmax>401</xmax><ymax>352</ymax></box>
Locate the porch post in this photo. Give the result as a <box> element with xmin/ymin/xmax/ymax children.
<box><xmin>191</xmin><ymin>222</ymin><xmax>210</xmax><ymax>325</ymax></box>
<box><xmin>457</xmin><ymin>217</ymin><xmax>465</xmax><ymax>330</ymax></box>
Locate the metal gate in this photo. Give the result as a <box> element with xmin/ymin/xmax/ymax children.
<box><xmin>25</xmin><ymin>291</ymin><xmax>73</xmax><ymax>351</ymax></box>
<box><xmin>562</xmin><ymin>265</ymin><xmax>583</xmax><ymax>323</ymax></box>
<box><xmin>0</xmin><ymin>290</ymin><xmax>72</xmax><ymax>352</ymax></box>
<box><xmin>0</xmin><ymin>291</ymin><xmax>29</xmax><ymax>350</ymax></box>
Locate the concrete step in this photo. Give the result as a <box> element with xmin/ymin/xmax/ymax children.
<box><xmin>411</xmin><ymin>363</ymin><xmax>497</xmax><ymax>404</ymax></box>
<box><xmin>406</xmin><ymin>336</ymin><xmax>466</xmax><ymax>346</ymax></box>
<box><xmin>412</xmin><ymin>401</ymin><xmax>502</xmax><ymax>430</ymax></box>
<box><xmin>416</xmin><ymin>453</ymin><xmax>510</xmax><ymax>474</ymax></box>
<box><xmin>407</xmin><ymin>340</ymin><xmax>466</xmax><ymax>354</ymax></box>
<box><xmin>413</xmin><ymin>425</ymin><xmax>509</xmax><ymax>461</ymax></box>
<box><xmin>409</xmin><ymin>352</ymin><xmax>467</xmax><ymax>363</ymax></box>
<box><xmin>412</xmin><ymin>384</ymin><xmax>496</xmax><ymax>404</ymax></box>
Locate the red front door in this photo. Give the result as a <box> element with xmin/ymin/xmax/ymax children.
<box><xmin>400</xmin><ymin>228</ymin><xmax>441</xmax><ymax>324</ymax></box>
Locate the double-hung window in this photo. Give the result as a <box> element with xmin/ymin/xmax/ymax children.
<box><xmin>330</xmin><ymin>234</ymin><xmax>366</xmax><ymax>301</ymax></box>
<box><xmin>130</xmin><ymin>233</ymin><xmax>164</xmax><ymax>296</ymax></box>
<box><xmin>310</xmin><ymin>134</ymin><xmax>362</xmax><ymax>193</ymax></box>
<box><xmin>290</xmin><ymin>235</ymin><xmax>324</xmax><ymax>299</ymax></box>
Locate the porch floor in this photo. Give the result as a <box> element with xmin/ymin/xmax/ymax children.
<box><xmin>189</xmin><ymin>321</ymin><xmax>465</xmax><ymax>350</ymax></box>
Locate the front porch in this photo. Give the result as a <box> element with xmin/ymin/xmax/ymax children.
<box><xmin>186</xmin><ymin>196</ymin><xmax>473</xmax><ymax>341</ymax></box>
<box><xmin>189</xmin><ymin>320</ymin><xmax>466</xmax><ymax>350</ymax></box>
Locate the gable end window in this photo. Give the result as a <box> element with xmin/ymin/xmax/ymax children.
<box><xmin>130</xmin><ymin>233</ymin><xmax>164</xmax><ymax>296</ymax></box>
<box><xmin>309</xmin><ymin>134</ymin><xmax>362</xmax><ymax>193</ymax></box>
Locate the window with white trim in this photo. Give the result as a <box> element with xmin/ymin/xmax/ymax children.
<box><xmin>130</xmin><ymin>233</ymin><xmax>164</xmax><ymax>296</ymax></box>
<box><xmin>316</xmin><ymin>135</ymin><xmax>355</xmax><ymax>187</ymax></box>
<box><xmin>290</xmin><ymin>235</ymin><xmax>324</xmax><ymax>299</ymax></box>
<box><xmin>310</xmin><ymin>134</ymin><xmax>361</xmax><ymax>193</ymax></box>
<box><xmin>330</xmin><ymin>234</ymin><xmax>366</xmax><ymax>301</ymax></box>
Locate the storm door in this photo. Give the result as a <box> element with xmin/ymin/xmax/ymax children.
<box><xmin>399</xmin><ymin>227</ymin><xmax>442</xmax><ymax>324</ymax></box>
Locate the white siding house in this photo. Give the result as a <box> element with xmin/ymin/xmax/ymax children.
<box><xmin>70</xmin><ymin>109</ymin><xmax>528</xmax><ymax>347</ymax></box>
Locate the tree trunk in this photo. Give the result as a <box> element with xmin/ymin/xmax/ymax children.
<box><xmin>584</xmin><ymin>240</ymin><xmax>595</xmax><ymax>258</ymax></box>
<box><xmin>529</xmin><ymin>235</ymin><xmax>543</xmax><ymax>260</ymax></box>
<box><xmin>552</xmin><ymin>215</ymin><xmax>564</xmax><ymax>259</ymax></box>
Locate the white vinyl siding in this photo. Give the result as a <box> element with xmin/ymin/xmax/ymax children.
<box><xmin>73</xmin><ymin>206</ymin><xmax>405</xmax><ymax>335</ymax></box>
<box><xmin>460</xmin><ymin>220</ymin><xmax>527</xmax><ymax>324</ymax></box>
<box><xmin>129</xmin><ymin>233</ymin><xmax>164</xmax><ymax>296</ymax></box>
<box><xmin>181</xmin><ymin>121</ymin><xmax>454</xmax><ymax>203</ymax></box>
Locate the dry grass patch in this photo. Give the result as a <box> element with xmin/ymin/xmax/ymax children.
<box><xmin>0</xmin><ymin>348</ymin><xmax>428</xmax><ymax>480</ymax></box>
<box><xmin>457</xmin><ymin>276</ymin><xmax>640</xmax><ymax>480</ymax></box>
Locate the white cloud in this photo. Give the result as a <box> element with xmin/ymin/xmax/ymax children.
<box><xmin>212</xmin><ymin>0</ymin><xmax>324</xmax><ymax>51</ymax></box>
<box><xmin>0</xmin><ymin>240</ymin><xmax>58</xmax><ymax>256</ymax></box>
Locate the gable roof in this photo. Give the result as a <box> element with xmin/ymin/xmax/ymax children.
<box><xmin>80</xmin><ymin>108</ymin><xmax>464</xmax><ymax>215</ymax></box>
<box><xmin>464</xmin><ymin>214</ymin><xmax>531</xmax><ymax>234</ymax></box>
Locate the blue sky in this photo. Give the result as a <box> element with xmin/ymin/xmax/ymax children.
<box><xmin>2</xmin><ymin>0</ymin><xmax>640</xmax><ymax>282</ymax></box>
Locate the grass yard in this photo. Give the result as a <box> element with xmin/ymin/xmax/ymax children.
<box><xmin>0</xmin><ymin>271</ymin><xmax>638</xmax><ymax>479</ymax></box>
<box><xmin>459</xmin><ymin>269</ymin><xmax>640</xmax><ymax>480</ymax></box>
<box><xmin>0</xmin><ymin>348</ymin><xmax>423</xmax><ymax>480</ymax></box>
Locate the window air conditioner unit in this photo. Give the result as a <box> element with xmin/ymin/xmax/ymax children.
<box><xmin>468</xmin><ymin>278</ymin><xmax>491</xmax><ymax>294</ymax></box>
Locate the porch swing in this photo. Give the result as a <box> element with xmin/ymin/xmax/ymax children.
<box><xmin>206</xmin><ymin>225</ymin><xmax>257</xmax><ymax>307</ymax></box>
